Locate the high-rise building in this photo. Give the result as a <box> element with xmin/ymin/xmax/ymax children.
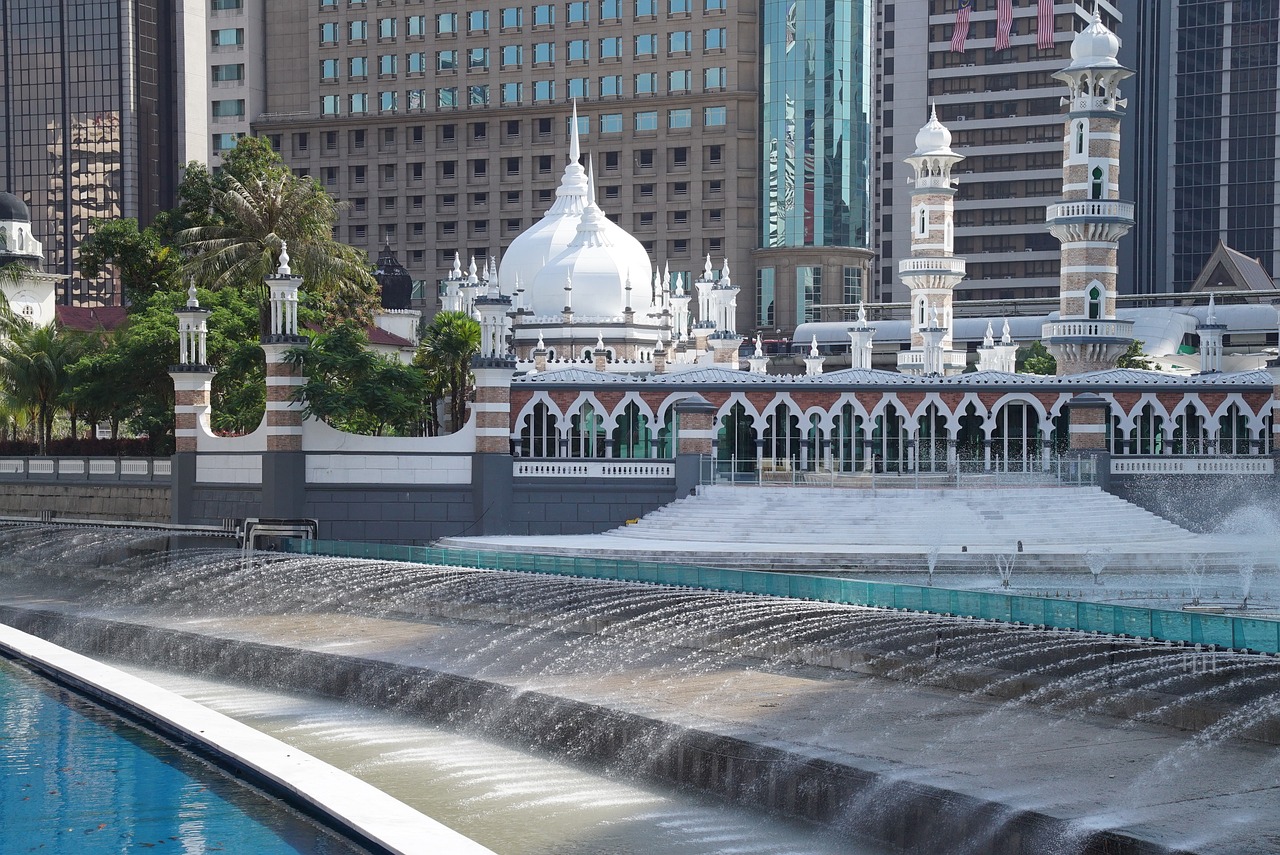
<box><xmin>874</xmin><ymin>0</ymin><xmax>1122</xmax><ymax>310</ymax></box>
<box><xmin>252</xmin><ymin>0</ymin><xmax>874</xmax><ymax>336</ymax></box>
<box><xmin>1120</xmin><ymin>0</ymin><xmax>1280</xmax><ymax>295</ymax></box>
<box><xmin>0</xmin><ymin>0</ymin><xmax>190</xmax><ymax>305</ymax></box>
<box><xmin>199</xmin><ymin>0</ymin><xmax>267</xmax><ymax>170</ymax></box>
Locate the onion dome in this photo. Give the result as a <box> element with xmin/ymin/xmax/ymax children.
<box><xmin>912</xmin><ymin>105</ymin><xmax>954</xmax><ymax>156</ymax></box>
<box><xmin>0</xmin><ymin>192</ymin><xmax>30</xmax><ymax>223</ymax></box>
<box><xmin>1067</xmin><ymin>12</ymin><xmax>1122</xmax><ymax>69</ymax></box>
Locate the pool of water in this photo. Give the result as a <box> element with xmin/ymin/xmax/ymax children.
<box><xmin>0</xmin><ymin>657</ymin><xmax>366</xmax><ymax>854</ymax></box>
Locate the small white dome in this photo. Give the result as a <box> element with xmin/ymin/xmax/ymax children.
<box><xmin>912</xmin><ymin>106</ymin><xmax>954</xmax><ymax>156</ymax></box>
<box><xmin>528</xmin><ymin>200</ymin><xmax>653</xmax><ymax>318</ymax></box>
<box><xmin>1070</xmin><ymin>12</ymin><xmax>1121</xmax><ymax>66</ymax></box>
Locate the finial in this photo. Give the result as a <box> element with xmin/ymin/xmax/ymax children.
<box><xmin>1207</xmin><ymin>292</ymin><xmax>1217</xmax><ymax>324</ymax></box>
<box><xmin>1001</xmin><ymin>318</ymin><xmax>1012</xmax><ymax>344</ymax></box>
<box><xmin>452</xmin><ymin>252</ymin><xmax>462</xmax><ymax>278</ymax></box>
<box><xmin>587</xmin><ymin>153</ymin><xmax>596</xmax><ymax>206</ymax></box>
<box><xmin>186</xmin><ymin>282</ymin><xmax>199</xmax><ymax>309</ymax></box>
<box><xmin>930</xmin><ymin>305</ymin><xmax>940</xmax><ymax>327</ymax></box>
<box><xmin>930</xmin><ymin>101</ymin><xmax>938</xmax><ymax>122</ymax></box>
<box><xmin>569</xmin><ymin>99</ymin><xmax>581</xmax><ymax>164</ymax></box>
<box><xmin>468</xmin><ymin>255</ymin><xmax>478</xmax><ymax>284</ymax></box>
<box><xmin>857</xmin><ymin>302</ymin><xmax>868</xmax><ymax>324</ymax></box>
<box><xmin>809</xmin><ymin>335</ymin><xmax>820</xmax><ymax>358</ymax></box>
<box><xmin>703</xmin><ymin>255</ymin><xmax>713</xmax><ymax>280</ymax></box>
<box><xmin>983</xmin><ymin>321</ymin><xmax>995</xmax><ymax>348</ymax></box>
<box><xmin>277</xmin><ymin>240</ymin><xmax>291</xmax><ymax>276</ymax></box>
<box><xmin>595</xmin><ymin>332</ymin><xmax>606</xmax><ymax>351</ymax></box>
<box><xmin>754</xmin><ymin>332</ymin><xmax>764</xmax><ymax>357</ymax></box>
<box><xmin>536</xmin><ymin>331</ymin><xmax>545</xmax><ymax>351</ymax></box>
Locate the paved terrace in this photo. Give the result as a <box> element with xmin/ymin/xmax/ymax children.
<box><xmin>441</xmin><ymin>485</ymin><xmax>1262</xmax><ymax>572</ymax></box>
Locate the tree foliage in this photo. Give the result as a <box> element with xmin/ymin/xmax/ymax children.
<box><xmin>1017</xmin><ymin>341</ymin><xmax>1058</xmax><ymax>376</ymax></box>
<box><xmin>79</xmin><ymin>218</ymin><xmax>180</xmax><ymax>300</ymax></box>
<box><xmin>0</xmin><ymin>321</ymin><xmax>92</xmax><ymax>454</ymax></box>
<box><xmin>1116</xmin><ymin>340</ymin><xmax>1155</xmax><ymax>370</ymax></box>
<box><xmin>285</xmin><ymin>322</ymin><xmax>427</xmax><ymax>436</ymax></box>
<box><xmin>415</xmin><ymin>311</ymin><xmax>481</xmax><ymax>434</ymax></box>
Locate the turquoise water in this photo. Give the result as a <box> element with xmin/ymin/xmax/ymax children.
<box><xmin>0</xmin><ymin>657</ymin><xmax>366</xmax><ymax>854</ymax></box>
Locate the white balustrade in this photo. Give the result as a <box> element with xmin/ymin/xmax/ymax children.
<box><xmin>1043</xmin><ymin>319</ymin><xmax>1134</xmax><ymax>339</ymax></box>
<box><xmin>898</xmin><ymin>257</ymin><xmax>966</xmax><ymax>276</ymax></box>
<box><xmin>514</xmin><ymin>460</ymin><xmax>675</xmax><ymax>479</ymax></box>
<box><xmin>1110</xmin><ymin>457</ymin><xmax>1274</xmax><ymax>475</ymax></box>
<box><xmin>1047</xmin><ymin>200</ymin><xmax>1135</xmax><ymax>222</ymax></box>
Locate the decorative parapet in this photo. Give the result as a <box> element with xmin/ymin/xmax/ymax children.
<box><xmin>1047</xmin><ymin>200</ymin><xmax>1135</xmax><ymax>224</ymax></box>
<box><xmin>1043</xmin><ymin>319</ymin><xmax>1134</xmax><ymax>340</ymax></box>
<box><xmin>899</xmin><ymin>256</ymin><xmax>966</xmax><ymax>277</ymax></box>
<box><xmin>1111</xmin><ymin>457</ymin><xmax>1275</xmax><ymax>475</ymax></box>
<box><xmin>513</xmin><ymin>460</ymin><xmax>675</xmax><ymax>479</ymax></box>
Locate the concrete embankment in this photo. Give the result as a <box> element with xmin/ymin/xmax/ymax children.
<box><xmin>0</xmin><ymin>602</ymin><xmax>1240</xmax><ymax>855</ymax></box>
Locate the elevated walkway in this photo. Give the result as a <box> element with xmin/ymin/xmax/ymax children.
<box><xmin>442</xmin><ymin>485</ymin><xmax>1252</xmax><ymax>573</ymax></box>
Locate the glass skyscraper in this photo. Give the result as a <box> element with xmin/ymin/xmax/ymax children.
<box><xmin>757</xmin><ymin>0</ymin><xmax>873</xmax><ymax>327</ymax></box>
<box><xmin>0</xmin><ymin>0</ymin><xmax>176</xmax><ymax>305</ymax></box>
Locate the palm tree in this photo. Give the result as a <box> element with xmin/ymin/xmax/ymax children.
<box><xmin>178</xmin><ymin>170</ymin><xmax>376</xmax><ymax>334</ymax></box>
<box><xmin>0</xmin><ymin>321</ymin><xmax>89</xmax><ymax>454</ymax></box>
<box><xmin>415</xmin><ymin>311</ymin><xmax>481</xmax><ymax>433</ymax></box>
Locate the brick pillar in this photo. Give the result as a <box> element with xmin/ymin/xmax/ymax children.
<box><xmin>674</xmin><ymin>393</ymin><xmax>717</xmax><ymax>497</ymax></box>
<box><xmin>262</xmin><ymin>343</ymin><xmax>306</xmax><ymax>452</ymax></box>
<box><xmin>1067</xmin><ymin>393</ymin><xmax>1109</xmax><ymax>452</ymax></box>
<box><xmin>169</xmin><ymin>369</ymin><xmax>215</xmax><ymax>453</ymax></box>
<box><xmin>473</xmin><ymin>356</ymin><xmax>516</xmax><ymax>454</ymax></box>
<box><xmin>1268</xmin><ymin>357</ymin><xmax>1280</xmax><ymax>456</ymax></box>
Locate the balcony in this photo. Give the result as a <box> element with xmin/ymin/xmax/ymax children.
<box><xmin>1046</xmin><ymin>200</ymin><xmax>1135</xmax><ymax>224</ymax></box>
<box><xmin>898</xmin><ymin>256</ymin><xmax>966</xmax><ymax>277</ymax></box>
<box><xmin>1042</xmin><ymin>318</ymin><xmax>1134</xmax><ymax>341</ymax></box>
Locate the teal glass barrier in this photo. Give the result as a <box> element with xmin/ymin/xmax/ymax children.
<box><xmin>279</xmin><ymin>538</ymin><xmax>1280</xmax><ymax>654</ymax></box>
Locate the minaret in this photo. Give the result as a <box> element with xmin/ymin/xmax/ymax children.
<box><xmin>847</xmin><ymin>302</ymin><xmax>875</xmax><ymax>371</ymax></box>
<box><xmin>1043</xmin><ymin>12</ymin><xmax>1136</xmax><ymax>375</ymax></box>
<box><xmin>1197</xmin><ymin>293</ymin><xmax>1226</xmax><ymax>374</ymax></box>
<box><xmin>898</xmin><ymin>106</ymin><xmax>966</xmax><ymax>376</ymax></box>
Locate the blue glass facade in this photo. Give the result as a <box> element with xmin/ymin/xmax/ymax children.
<box><xmin>760</xmin><ymin>0</ymin><xmax>872</xmax><ymax>250</ymax></box>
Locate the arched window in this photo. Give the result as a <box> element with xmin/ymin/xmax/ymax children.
<box><xmin>918</xmin><ymin>298</ymin><xmax>927</xmax><ymax>326</ymax></box>
<box><xmin>1091</xmin><ymin>166</ymin><xmax>1104</xmax><ymax>200</ymax></box>
<box><xmin>1087</xmin><ymin>286</ymin><xmax>1102</xmax><ymax>320</ymax></box>
<box><xmin>1074</xmin><ymin>121</ymin><xmax>1085</xmax><ymax>155</ymax></box>
<box><xmin>611</xmin><ymin>402</ymin><xmax>652</xmax><ymax>458</ymax></box>
<box><xmin>519</xmin><ymin>403</ymin><xmax>559</xmax><ymax>457</ymax></box>
<box><xmin>568</xmin><ymin>402</ymin><xmax>606</xmax><ymax>457</ymax></box>
<box><xmin>918</xmin><ymin>207</ymin><xmax>927</xmax><ymax>236</ymax></box>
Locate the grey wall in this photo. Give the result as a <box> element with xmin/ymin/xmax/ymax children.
<box><xmin>1109</xmin><ymin>473</ymin><xmax>1279</xmax><ymax>534</ymax></box>
<box><xmin>0</xmin><ymin>483</ymin><xmax>171</xmax><ymax>524</ymax></box>
<box><xmin>508</xmin><ymin>480</ymin><xmax>680</xmax><ymax>536</ymax></box>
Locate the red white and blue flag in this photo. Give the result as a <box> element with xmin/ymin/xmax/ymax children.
<box><xmin>951</xmin><ymin>0</ymin><xmax>973</xmax><ymax>52</ymax></box>
<box><xmin>995</xmin><ymin>0</ymin><xmax>1014</xmax><ymax>50</ymax></box>
<box><xmin>1037</xmin><ymin>0</ymin><xmax>1055</xmax><ymax>50</ymax></box>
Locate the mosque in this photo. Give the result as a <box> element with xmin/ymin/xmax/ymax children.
<box><xmin>102</xmin><ymin>15</ymin><xmax>1280</xmax><ymax>537</ymax></box>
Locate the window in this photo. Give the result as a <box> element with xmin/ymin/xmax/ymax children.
<box><xmin>635</xmin><ymin>111</ymin><xmax>658</xmax><ymax>131</ymax></box>
<box><xmin>566</xmin><ymin>77</ymin><xmax>588</xmax><ymax>99</ymax></box>
<box><xmin>534</xmin><ymin>80</ymin><xmax>555</xmax><ymax>101</ymax></box>
<box><xmin>349</xmin><ymin>20</ymin><xmax>367</xmax><ymax>41</ymax></box>
<box><xmin>601</xmin><ymin>0</ymin><xmax>621</xmax><ymax>20</ymax></box>
<box><xmin>568</xmin><ymin>39</ymin><xmax>590</xmax><ymax>61</ymax></box>
<box><xmin>537</xmin><ymin>117</ymin><xmax>553</xmax><ymax>136</ymax></box>
<box><xmin>668</xmin><ymin>108</ymin><xmax>691</xmax><ymax>129</ymax></box>
<box><xmin>501</xmin><ymin>82</ymin><xmax>522</xmax><ymax>104</ymax></box>
<box><xmin>294</xmin><ymin>132</ymin><xmax>309</xmax><ymax>152</ymax></box>
<box><xmin>600</xmin><ymin>113</ymin><xmax>622</xmax><ymax>133</ymax></box>
<box><xmin>438</xmin><ymin>193</ymin><xmax>456</xmax><ymax>210</ymax></box>
<box><xmin>843</xmin><ymin>266</ymin><xmax>863</xmax><ymax>307</ymax></box>
<box><xmin>600</xmin><ymin>36</ymin><xmax>622</xmax><ymax>58</ymax></box>
<box><xmin>671</xmin><ymin>181</ymin><xmax>688</xmax><ymax>197</ymax></box>
<box><xmin>351</xmin><ymin>129</ymin><xmax>366</xmax><ymax>149</ymax></box>
<box><xmin>320</xmin><ymin>58</ymin><xmax>339</xmax><ymax>80</ymax></box>
<box><xmin>636</xmin><ymin>0</ymin><xmax>657</xmax><ymax>16</ymax></box>
<box><xmin>669</xmin><ymin>31</ymin><xmax>691</xmax><ymax>53</ymax></box>
<box><xmin>471</xmin><ymin>122</ymin><xmax>487</xmax><ymax>141</ymax></box>
<box><xmin>669</xmin><ymin>0</ymin><xmax>690</xmax><ymax>12</ymax></box>
<box><xmin>501</xmin><ymin>6</ymin><xmax>523</xmax><ymax>28</ymax></box>
<box><xmin>407</xmin><ymin>51</ymin><xmax>425</xmax><ymax>74</ymax></box>
<box><xmin>537</xmin><ymin>154</ymin><xmax>553</xmax><ymax>174</ymax></box>
<box><xmin>670</xmin><ymin>146</ymin><xmax>688</xmax><ymax>168</ymax></box>
<box><xmin>324</xmin><ymin>131</ymin><xmax>338</xmax><ymax>150</ymax></box>
<box><xmin>635</xmin><ymin>72</ymin><xmax>657</xmax><ymax>94</ymax></box>
<box><xmin>212</xmin><ymin>28</ymin><xmax>244</xmax><ymax>46</ymax></box>
<box><xmin>502</xmin><ymin>44</ymin><xmax>523</xmax><ymax>66</ymax></box>
<box><xmin>635</xmin><ymin>34</ymin><xmax>657</xmax><ymax>56</ymax></box>
<box><xmin>381</xmin><ymin>196</ymin><xmax>397</xmax><ymax>213</ymax></box>
<box><xmin>407</xmin><ymin>15</ymin><xmax>425</xmax><ymax>37</ymax></box>
<box><xmin>322</xmin><ymin>166</ymin><xmax>338</xmax><ymax>185</ymax></box>
<box><xmin>349</xmin><ymin>93</ymin><xmax>368</xmax><ymax>114</ymax></box>
<box><xmin>668</xmin><ymin>69</ymin><xmax>690</xmax><ymax>92</ymax></box>
<box><xmin>469</xmin><ymin>160</ymin><xmax>487</xmax><ymax>179</ymax></box>
<box><xmin>321</xmin><ymin>94</ymin><xmax>340</xmax><ymax>114</ymax></box>
<box><xmin>212</xmin><ymin>63</ymin><xmax>244</xmax><ymax>82</ymax></box>
<box><xmin>407</xmin><ymin>88</ymin><xmax>426</xmax><ymax>110</ymax></box>
<box><xmin>468</xmin><ymin>10</ymin><xmax>489</xmax><ymax>32</ymax></box>
<box><xmin>705</xmin><ymin>144</ymin><xmax>722</xmax><ymax>166</ymax></box>
<box><xmin>411</xmin><ymin>162</ymin><xmax>425</xmax><ymax>180</ymax></box>
<box><xmin>380</xmin><ymin>91</ymin><xmax>397</xmax><ymax>112</ymax></box>
<box><xmin>350</xmin><ymin>165</ymin><xmax>367</xmax><ymax>184</ymax></box>
<box><xmin>706</xmin><ymin>178</ymin><xmax>722</xmax><ymax>196</ymax></box>
<box><xmin>504</xmin><ymin>157</ymin><xmax>520</xmax><ymax>176</ymax></box>
<box><xmin>705</xmin><ymin>0</ymin><xmax>725</xmax><ymax>8</ymax></box>
<box><xmin>570</xmin><ymin>113</ymin><xmax>590</xmax><ymax>137</ymax></box>
<box><xmin>212</xmin><ymin>99</ymin><xmax>245</xmax><ymax>118</ymax></box>
<box><xmin>349</xmin><ymin>56</ymin><xmax>368</xmax><ymax>78</ymax></box>
<box><xmin>378</xmin><ymin>17</ymin><xmax>396</xmax><ymax>39</ymax></box>
<box><xmin>636</xmin><ymin>150</ymin><xmax>654</xmax><ymax>168</ymax></box>
<box><xmin>704</xmin><ymin>106</ymin><xmax>726</xmax><ymax>126</ymax></box>
<box><xmin>469</xmin><ymin>85</ymin><xmax>490</xmax><ymax>106</ymax></box>
<box><xmin>757</xmin><ymin>268</ymin><xmax>775</xmax><ymax>327</ymax></box>
<box><xmin>468</xmin><ymin>47</ymin><xmax>489</xmax><ymax>70</ymax></box>
<box><xmin>703</xmin><ymin>27</ymin><xmax>726</xmax><ymax>50</ymax></box>
<box><xmin>600</xmin><ymin>74</ymin><xmax>622</xmax><ymax>97</ymax></box>
<box><xmin>533</xmin><ymin>4</ymin><xmax>555</xmax><ymax>25</ymax></box>
<box><xmin>603</xmin><ymin>151</ymin><xmax>620</xmax><ymax>170</ymax></box>
<box><xmin>504</xmin><ymin>120</ymin><xmax>520</xmax><ymax>139</ymax></box>
<box><xmin>704</xmin><ymin>67</ymin><xmax>726</xmax><ymax>90</ymax></box>
<box><xmin>637</xmin><ymin>182</ymin><xmax>655</xmax><ymax>198</ymax></box>
<box><xmin>672</xmin><ymin>210</ymin><xmax>688</xmax><ymax>225</ymax></box>
<box><xmin>569</xmin><ymin>1</ymin><xmax>589</xmax><ymax>22</ymax></box>
<box><xmin>379</xmin><ymin>54</ymin><xmax>397</xmax><ymax>76</ymax></box>
<box><xmin>504</xmin><ymin>190</ymin><xmax>521</xmax><ymax>205</ymax></box>
<box><xmin>411</xmin><ymin>126</ymin><xmax>424</xmax><ymax>144</ymax></box>
<box><xmin>211</xmin><ymin>132</ymin><xmax>241</xmax><ymax>153</ymax></box>
<box><xmin>437</xmin><ymin>50</ymin><xmax>457</xmax><ymax>71</ymax></box>
<box><xmin>436</xmin><ymin>12</ymin><xmax>457</xmax><ymax>34</ymax></box>
<box><xmin>798</xmin><ymin>267</ymin><xmax>822</xmax><ymax>324</ymax></box>
<box><xmin>439</xmin><ymin>161</ymin><xmax>457</xmax><ymax>180</ymax></box>
<box><xmin>319</xmin><ymin>0</ymin><xmax>336</xmax><ymax>7</ymax></box>
<box><xmin>637</xmin><ymin>212</ymin><xmax>654</xmax><ymax>227</ymax></box>
<box><xmin>534</xmin><ymin>42</ymin><xmax>555</xmax><ymax>63</ymax></box>
<box><xmin>438</xmin><ymin>87</ymin><xmax>458</xmax><ymax>108</ymax></box>
<box><xmin>212</xmin><ymin>0</ymin><xmax>242</xmax><ymax>9</ymax></box>
<box><xmin>603</xmin><ymin>185</ymin><xmax>620</xmax><ymax>201</ymax></box>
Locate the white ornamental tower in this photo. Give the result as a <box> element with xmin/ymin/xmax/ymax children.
<box><xmin>898</xmin><ymin>107</ymin><xmax>966</xmax><ymax>376</ymax></box>
<box><xmin>1043</xmin><ymin>12</ymin><xmax>1136</xmax><ymax>375</ymax></box>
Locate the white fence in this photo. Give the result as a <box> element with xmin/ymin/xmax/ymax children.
<box><xmin>0</xmin><ymin>458</ymin><xmax>171</xmax><ymax>481</ymax></box>
<box><xmin>1111</xmin><ymin>457</ymin><xmax>1275</xmax><ymax>475</ymax></box>
<box><xmin>514</xmin><ymin>460</ymin><xmax>675</xmax><ymax>479</ymax></box>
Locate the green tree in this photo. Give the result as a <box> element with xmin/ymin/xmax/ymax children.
<box><xmin>285</xmin><ymin>322</ymin><xmax>427</xmax><ymax>436</ymax></box>
<box><xmin>0</xmin><ymin>321</ymin><xmax>91</xmax><ymax>454</ymax></box>
<box><xmin>79</xmin><ymin>218</ymin><xmax>180</xmax><ymax>300</ymax></box>
<box><xmin>1116</xmin><ymin>340</ymin><xmax>1155</xmax><ymax>370</ymax></box>
<box><xmin>1017</xmin><ymin>341</ymin><xmax>1058</xmax><ymax>375</ymax></box>
<box><xmin>414</xmin><ymin>311</ymin><xmax>481</xmax><ymax>434</ymax></box>
<box><xmin>177</xmin><ymin>138</ymin><xmax>377</xmax><ymax>333</ymax></box>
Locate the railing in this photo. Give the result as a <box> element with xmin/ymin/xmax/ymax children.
<box><xmin>898</xmin><ymin>256</ymin><xmax>966</xmax><ymax>276</ymax></box>
<box><xmin>514</xmin><ymin>459</ymin><xmax>675</xmax><ymax>478</ymax></box>
<box><xmin>1111</xmin><ymin>457</ymin><xmax>1275</xmax><ymax>475</ymax></box>
<box><xmin>0</xmin><ymin>457</ymin><xmax>171</xmax><ymax>482</ymax></box>
<box><xmin>1043</xmin><ymin>319</ymin><xmax>1134</xmax><ymax>339</ymax></box>
<box><xmin>281</xmin><ymin>538</ymin><xmax>1280</xmax><ymax>653</ymax></box>
<box><xmin>1047</xmin><ymin>200</ymin><xmax>1135</xmax><ymax>222</ymax></box>
<box><xmin>700</xmin><ymin>455</ymin><xmax>1095</xmax><ymax>488</ymax></box>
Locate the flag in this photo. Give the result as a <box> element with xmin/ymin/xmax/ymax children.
<box><xmin>995</xmin><ymin>0</ymin><xmax>1013</xmax><ymax>50</ymax></box>
<box><xmin>1037</xmin><ymin>0</ymin><xmax>1055</xmax><ymax>50</ymax></box>
<box><xmin>951</xmin><ymin>0</ymin><xmax>973</xmax><ymax>53</ymax></box>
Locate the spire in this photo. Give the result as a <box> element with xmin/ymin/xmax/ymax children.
<box><xmin>468</xmin><ymin>255</ymin><xmax>479</xmax><ymax>285</ymax></box>
<box><xmin>451</xmin><ymin>252</ymin><xmax>462</xmax><ymax>279</ymax></box>
<box><xmin>596</xmin><ymin>332</ymin><xmax>606</xmax><ymax>351</ymax></box>
<box><xmin>983</xmin><ymin>321</ymin><xmax>995</xmax><ymax>348</ymax></box>
<box><xmin>569</xmin><ymin>99</ymin><xmax>581</xmax><ymax>164</ymax></box>
<box><xmin>857</xmin><ymin>302</ymin><xmax>868</xmax><ymax>325</ymax></box>
<box><xmin>809</xmin><ymin>335</ymin><xmax>820</xmax><ymax>358</ymax></box>
<box><xmin>277</xmin><ymin>240</ymin><xmax>291</xmax><ymax>276</ymax></box>
<box><xmin>536</xmin><ymin>330</ymin><xmax>546</xmax><ymax>351</ymax></box>
<box><xmin>721</xmin><ymin>258</ymin><xmax>731</xmax><ymax>286</ymax></box>
<box><xmin>587</xmin><ymin>152</ymin><xmax>597</xmax><ymax>207</ymax></box>
<box><xmin>1001</xmin><ymin>318</ymin><xmax>1013</xmax><ymax>345</ymax></box>
<box><xmin>703</xmin><ymin>254</ymin><xmax>713</xmax><ymax>281</ymax></box>
<box><xmin>1207</xmin><ymin>292</ymin><xmax>1217</xmax><ymax>324</ymax></box>
<box><xmin>186</xmin><ymin>282</ymin><xmax>199</xmax><ymax>309</ymax></box>
<box><xmin>754</xmin><ymin>332</ymin><xmax>764</xmax><ymax>357</ymax></box>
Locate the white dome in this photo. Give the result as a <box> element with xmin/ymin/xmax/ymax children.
<box><xmin>912</xmin><ymin>106</ymin><xmax>954</xmax><ymax>156</ymax></box>
<box><xmin>1069</xmin><ymin>12</ymin><xmax>1121</xmax><ymax>66</ymax></box>
<box><xmin>528</xmin><ymin>199</ymin><xmax>654</xmax><ymax>318</ymax></box>
<box><xmin>497</xmin><ymin>156</ymin><xmax>588</xmax><ymax>294</ymax></box>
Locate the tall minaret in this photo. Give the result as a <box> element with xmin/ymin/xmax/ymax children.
<box><xmin>1043</xmin><ymin>12</ymin><xmax>1136</xmax><ymax>375</ymax></box>
<box><xmin>898</xmin><ymin>107</ymin><xmax>966</xmax><ymax>376</ymax></box>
